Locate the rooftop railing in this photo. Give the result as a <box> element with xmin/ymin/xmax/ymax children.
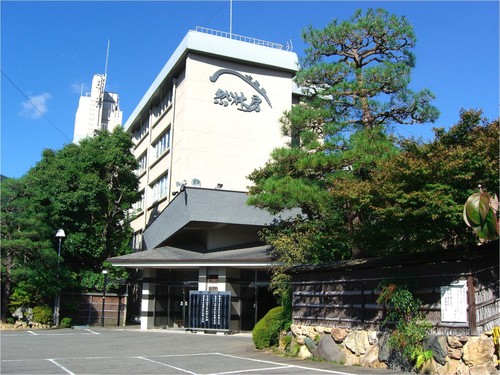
<box><xmin>195</xmin><ymin>26</ymin><xmax>288</xmax><ymax>50</ymax></box>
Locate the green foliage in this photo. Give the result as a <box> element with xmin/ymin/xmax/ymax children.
<box><xmin>32</xmin><ymin>305</ymin><xmax>53</xmax><ymax>325</ymax></box>
<box><xmin>412</xmin><ymin>348</ymin><xmax>433</xmax><ymax>371</ymax></box>
<box><xmin>1</xmin><ymin>128</ymin><xmax>139</xmax><ymax>319</ymax></box>
<box><xmin>362</xmin><ymin>110</ymin><xmax>499</xmax><ymax>255</ymax></box>
<box><xmin>9</xmin><ymin>282</ymin><xmax>32</xmax><ymax>310</ymax></box>
<box><xmin>281</xmin><ymin>335</ymin><xmax>292</xmax><ymax>351</ymax></box>
<box><xmin>252</xmin><ymin>306</ymin><xmax>289</xmax><ymax>349</ymax></box>
<box><xmin>248</xmin><ymin>9</ymin><xmax>440</xmax><ymax>303</ymax></box>
<box><xmin>297</xmin><ymin>8</ymin><xmax>438</xmax><ymax>132</ymax></box>
<box><xmin>60</xmin><ymin>317</ymin><xmax>72</xmax><ymax>328</ymax></box>
<box><xmin>377</xmin><ymin>282</ymin><xmax>432</xmax><ymax>364</ymax></box>
<box><xmin>1</xmin><ymin>177</ymin><xmax>56</xmax><ymax>318</ymax></box>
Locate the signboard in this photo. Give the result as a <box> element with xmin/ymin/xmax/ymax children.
<box><xmin>188</xmin><ymin>291</ymin><xmax>231</xmax><ymax>332</ymax></box>
<box><xmin>209</xmin><ymin>69</ymin><xmax>272</xmax><ymax>113</ymax></box>
<box><xmin>440</xmin><ymin>280</ymin><xmax>467</xmax><ymax>323</ymax></box>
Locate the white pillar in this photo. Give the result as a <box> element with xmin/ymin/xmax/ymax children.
<box><xmin>141</xmin><ymin>269</ymin><xmax>156</xmax><ymax>329</ymax></box>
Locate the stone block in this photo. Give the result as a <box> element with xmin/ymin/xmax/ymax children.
<box><xmin>362</xmin><ymin>345</ymin><xmax>387</xmax><ymax>369</ymax></box>
<box><xmin>298</xmin><ymin>344</ymin><xmax>312</xmax><ymax>359</ymax></box>
<box><xmin>344</xmin><ymin>330</ymin><xmax>370</xmax><ymax>355</ymax></box>
<box><xmin>448</xmin><ymin>336</ymin><xmax>464</xmax><ymax>349</ymax></box>
<box><xmin>447</xmin><ymin>347</ymin><xmax>462</xmax><ymax>360</ymax></box>
<box><xmin>463</xmin><ymin>336</ymin><xmax>495</xmax><ymax>367</ymax></box>
<box><xmin>424</xmin><ymin>335</ymin><xmax>448</xmax><ymax>365</ymax></box>
<box><xmin>312</xmin><ymin>334</ymin><xmax>344</xmax><ymax>363</ymax></box>
<box><xmin>469</xmin><ymin>365</ymin><xmax>491</xmax><ymax>375</ymax></box>
<box><xmin>330</xmin><ymin>327</ymin><xmax>348</xmax><ymax>343</ymax></box>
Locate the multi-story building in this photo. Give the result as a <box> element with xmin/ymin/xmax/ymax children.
<box><xmin>109</xmin><ymin>28</ymin><xmax>299</xmax><ymax>331</ymax></box>
<box><xmin>73</xmin><ymin>74</ymin><xmax>123</xmax><ymax>143</ymax></box>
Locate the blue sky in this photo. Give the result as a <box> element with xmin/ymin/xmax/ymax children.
<box><xmin>2</xmin><ymin>1</ymin><xmax>499</xmax><ymax>179</ymax></box>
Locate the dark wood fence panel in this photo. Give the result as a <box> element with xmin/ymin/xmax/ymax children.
<box><xmin>62</xmin><ymin>293</ymin><xmax>127</xmax><ymax>326</ymax></box>
<box><xmin>288</xmin><ymin>241</ymin><xmax>499</xmax><ymax>336</ymax></box>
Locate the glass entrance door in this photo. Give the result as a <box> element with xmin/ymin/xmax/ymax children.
<box><xmin>154</xmin><ymin>269</ymin><xmax>198</xmax><ymax>328</ymax></box>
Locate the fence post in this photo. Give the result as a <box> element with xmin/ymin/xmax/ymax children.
<box><xmin>467</xmin><ymin>273</ymin><xmax>477</xmax><ymax>335</ymax></box>
<box><xmin>360</xmin><ymin>280</ymin><xmax>365</xmax><ymax>329</ymax></box>
<box><xmin>87</xmin><ymin>295</ymin><xmax>92</xmax><ymax>326</ymax></box>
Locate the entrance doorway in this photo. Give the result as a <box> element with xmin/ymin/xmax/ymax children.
<box><xmin>154</xmin><ymin>269</ymin><xmax>197</xmax><ymax>328</ymax></box>
<box><xmin>239</xmin><ymin>270</ymin><xmax>277</xmax><ymax>331</ymax></box>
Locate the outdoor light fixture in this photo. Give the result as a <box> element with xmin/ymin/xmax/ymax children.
<box><xmin>53</xmin><ymin>229</ymin><xmax>66</xmax><ymax>327</ymax></box>
<box><xmin>101</xmin><ymin>269</ymin><xmax>109</xmax><ymax>327</ymax></box>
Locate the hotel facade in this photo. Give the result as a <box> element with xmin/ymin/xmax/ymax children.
<box><xmin>109</xmin><ymin>28</ymin><xmax>299</xmax><ymax>332</ymax></box>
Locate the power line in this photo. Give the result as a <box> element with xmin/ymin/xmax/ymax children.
<box><xmin>1</xmin><ymin>70</ymin><xmax>71</xmax><ymax>142</ymax></box>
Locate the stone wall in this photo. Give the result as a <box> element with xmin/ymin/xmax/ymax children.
<box><xmin>283</xmin><ymin>324</ymin><xmax>498</xmax><ymax>374</ymax></box>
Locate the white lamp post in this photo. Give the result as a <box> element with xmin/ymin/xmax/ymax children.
<box><xmin>53</xmin><ymin>229</ymin><xmax>66</xmax><ymax>326</ymax></box>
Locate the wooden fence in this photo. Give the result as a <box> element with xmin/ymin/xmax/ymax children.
<box><xmin>62</xmin><ymin>293</ymin><xmax>127</xmax><ymax>326</ymax></box>
<box><xmin>287</xmin><ymin>240</ymin><xmax>499</xmax><ymax>336</ymax></box>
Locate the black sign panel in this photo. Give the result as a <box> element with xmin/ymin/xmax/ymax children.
<box><xmin>188</xmin><ymin>291</ymin><xmax>231</xmax><ymax>332</ymax></box>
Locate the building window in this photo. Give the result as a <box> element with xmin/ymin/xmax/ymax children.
<box><xmin>132</xmin><ymin>190</ymin><xmax>145</xmax><ymax>212</ymax></box>
<box><xmin>133</xmin><ymin>118</ymin><xmax>149</xmax><ymax>142</ymax></box>
<box><xmin>132</xmin><ymin>231</ymin><xmax>142</xmax><ymax>251</ymax></box>
<box><xmin>152</xmin><ymin>128</ymin><xmax>171</xmax><ymax>161</ymax></box>
<box><xmin>137</xmin><ymin>153</ymin><xmax>147</xmax><ymax>175</ymax></box>
<box><xmin>153</xmin><ymin>88</ymin><xmax>173</xmax><ymax>118</ymax></box>
<box><xmin>151</xmin><ymin>173</ymin><xmax>169</xmax><ymax>202</ymax></box>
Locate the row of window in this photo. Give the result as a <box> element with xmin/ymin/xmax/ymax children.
<box><xmin>136</xmin><ymin>127</ymin><xmax>171</xmax><ymax>176</ymax></box>
<box><xmin>152</xmin><ymin>89</ymin><xmax>173</xmax><ymax>118</ymax></box>
<box><xmin>133</xmin><ymin>88</ymin><xmax>173</xmax><ymax>143</ymax></box>
<box><xmin>132</xmin><ymin>170</ymin><xmax>169</xmax><ymax>213</ymax></box>
<box><xmin>133</xmin><ymin>119</ymin><xmax>149</xmax><ymax>142</ymax></box>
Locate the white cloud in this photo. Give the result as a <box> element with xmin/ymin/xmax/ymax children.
<box><xmin>20</xmin><ymin>92</ymin><xmax>52</xmax><ymax>119</ymax></box>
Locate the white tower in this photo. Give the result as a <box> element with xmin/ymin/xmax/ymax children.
<box><xmin>73</xmin><ymin>74</ymin><xmax>123</xmax><ymax>143</ymax></box>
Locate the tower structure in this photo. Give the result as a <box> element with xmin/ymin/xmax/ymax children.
<box><xmin>73</xmin><ymin>74</ymin><xmax>123</xmax><ymax>143</ymax></box>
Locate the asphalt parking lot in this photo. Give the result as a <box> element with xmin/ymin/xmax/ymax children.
<box><xmin>1</xmin><ymin>327</ymin><xmax>405</xmax><ymax>374</ymax></box>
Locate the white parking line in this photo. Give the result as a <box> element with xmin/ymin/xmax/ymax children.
<box><xmin>48</xmin><ymin>359</ymin><xmax>76</xmax><ymax>375</ymax></box>
<box><xmin>1</xmin><ymin>351</ymin><xmax>358</xmax><ymax>375</ymax></box>
<box><xmin>210</xmin><ymin>365</ymin><xmax>296</xmax><ymax>375</ymax></box>
<box><xmin>1</xmin><ymin>330</ymin><xmax>100</xmax><ymax>337</ymax></box>
<box><xmin>137</xmin><ymin>356</ymin><xmax>198</xmax><ymax>374</ymax></box>
<box><xmin>215</xmin><ymin>353</ymin><xmax>356</xmax><ymax>375</ymax></box>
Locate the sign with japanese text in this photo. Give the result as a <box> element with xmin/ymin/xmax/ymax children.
<box><xmin>440</xmin><ymin>280</ymin><xmax>467</xmax><ymax>323</ymax></box>
<box><xmin>209</xmin><ymin>69</ymin><xmax>272</xmax><ymax>113</ymax></box>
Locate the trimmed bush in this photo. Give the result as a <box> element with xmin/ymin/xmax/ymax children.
<box><xmin>252</xmin><ymin>306</ymin><xmax>288</xmax><ymax>349</ymax></box>
<box><xmin>32</xmin><ymin>305</ymin><xmax>53</xmax><ymax>325</ymax></box>
<box><xmin>60</xmin><ymin>317</ymin><xmax>72</xmax><ymax>328</ymax></box>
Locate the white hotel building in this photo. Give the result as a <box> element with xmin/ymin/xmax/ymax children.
<box><xmin>109</xmin><ymin>28</ymin><xmax>299</xmax><ymax>331</ymax></box>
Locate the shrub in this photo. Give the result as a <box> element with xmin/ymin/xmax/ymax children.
<box><xmin>252</xmin><ymin>306</ymin><xmax>288</xmax><ymax>349</ymax></box>
<box><xmin>377</xmin><ymin>282</ymin><xmax>432</xmax><ymax>368</ymax></box>
<box><xmin>32</xmin><ymin>305</ymin><xmax>53</xmax><ymax>325</ymax></box>
<box><xmin>60</xmin><ymin>317</ymin><xmax>72</xmax><ymax>328</ymax></box>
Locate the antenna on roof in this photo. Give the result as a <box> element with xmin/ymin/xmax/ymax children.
<box><xmin>104</xmin><ymin>39</ymin><xmax>110</xmax><ymax>77</ymax></box>
<box><xmin>229</xmin><ymin>0</ymin><xmax>233</xmax><ymax>38</ymax></box>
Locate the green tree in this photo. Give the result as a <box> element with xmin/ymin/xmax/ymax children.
<box><xmin>361</xmin><ymin>109</ymin><xmax>499</xmax><ymax>255</ymax></box>
<box><xmin>248</xmin><ymin>9</ymin><xmax>438</xmax><ymax>296</ymax></box>
<box><xmin>1</xmin><ymin>127</ymin><xmax>139</xmax><ymax>320</ymax></box>
<box><xmin>0</xmin><ymin>177</ymin><xmax>59</xmax><ymax>319</ymax></box>
<box><xmin>25</xmin><ymin>127</ymin><xmax>139</xmax><ymax>289</ymax></box>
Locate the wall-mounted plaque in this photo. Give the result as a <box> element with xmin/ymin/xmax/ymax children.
<box><xmin>440</xmin><ymin>279</ymin><xmax>467</xmax><ymax>323</ymax></box>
